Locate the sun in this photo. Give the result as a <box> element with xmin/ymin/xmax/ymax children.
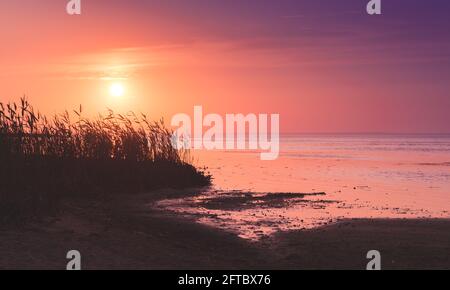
<box><xmin>109</xmin><ymin>83</ymin><xmax>125</xmax><ymax>98</ymax></box>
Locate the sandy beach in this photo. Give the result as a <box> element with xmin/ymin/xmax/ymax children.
<box><xmin>1</xmin><ymin>189</ymin><xmax>449</xmax><ymax>270</ymax></box>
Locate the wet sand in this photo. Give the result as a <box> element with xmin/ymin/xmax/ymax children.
<box><xmin>268</xmin><ymin>218</ymin><xmax>450</xmax><ymax>270</ymax></box>
<box><xmin>0</xmin><ymin>190</ymin><xmax>449</xmax><ymax>270</ymax></box>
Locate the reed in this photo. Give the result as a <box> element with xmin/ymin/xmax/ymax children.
<box><xmin>0</xmin><ymin>98</ymin><xmax>211</xmax><ymax>222</ymax></box>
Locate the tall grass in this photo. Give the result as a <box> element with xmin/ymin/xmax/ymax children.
<box><xmin>0</xmin><ymin>98</ymin><xmax>210</xmax><ymax>222</ymax></box>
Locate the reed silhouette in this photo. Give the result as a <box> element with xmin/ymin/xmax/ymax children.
<box><xmin>0</xmin><ymin>98</ymin><xmax>211</xmax><ymax>222</ymax></box>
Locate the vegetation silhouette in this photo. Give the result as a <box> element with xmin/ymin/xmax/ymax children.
<box><xmin>0</xmin><ymin>98</ymin><xmax>211</xmax><ymax>222</ymax></box>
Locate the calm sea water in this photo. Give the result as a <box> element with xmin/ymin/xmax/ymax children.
<box><xmin>159</xmin><ymin>134</ymin><xmax>450</xmax><ymax>239</ymax></box>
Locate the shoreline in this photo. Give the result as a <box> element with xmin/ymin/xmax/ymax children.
<box><xmin>0</xmin><ymin>189</ymin><xmax>449</xmax><ymax>270</ymax></box>
<box><xmin>267</xmin><ymin>218</ymin><xmax>450</xmax><ymax>270</ymax></box>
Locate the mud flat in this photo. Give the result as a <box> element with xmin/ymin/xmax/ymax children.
<box><xmin>0</xmin><ymin>189</ymin><xmax>449</xmax><ymax>270</ymax></box>
<box><xmin>267</xmin><ymin>218</ymin><xmax>450</xmax><ymax>270</ymax></box>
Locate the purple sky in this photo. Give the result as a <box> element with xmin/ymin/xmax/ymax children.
<box><xmin>1</xmin><ymin>0</ymin><xmax>449</xmax><ymax>133</ymax></box>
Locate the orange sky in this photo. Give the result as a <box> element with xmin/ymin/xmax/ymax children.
<box><xmin>1</xmin><ymin>1</ymin><xmax>449</xmax><ymax>133</ymax></box>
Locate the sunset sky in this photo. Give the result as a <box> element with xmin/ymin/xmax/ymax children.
<box><xmin>1</xmin><ymin>0</ymin><xmax>449</xmax><ymax>133</ymax></box>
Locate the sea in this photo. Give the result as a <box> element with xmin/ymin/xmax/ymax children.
<box><xmin>158</xmin><ymin>134</ymin><xmax>450</xmax><ymax>240</ymax></box>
